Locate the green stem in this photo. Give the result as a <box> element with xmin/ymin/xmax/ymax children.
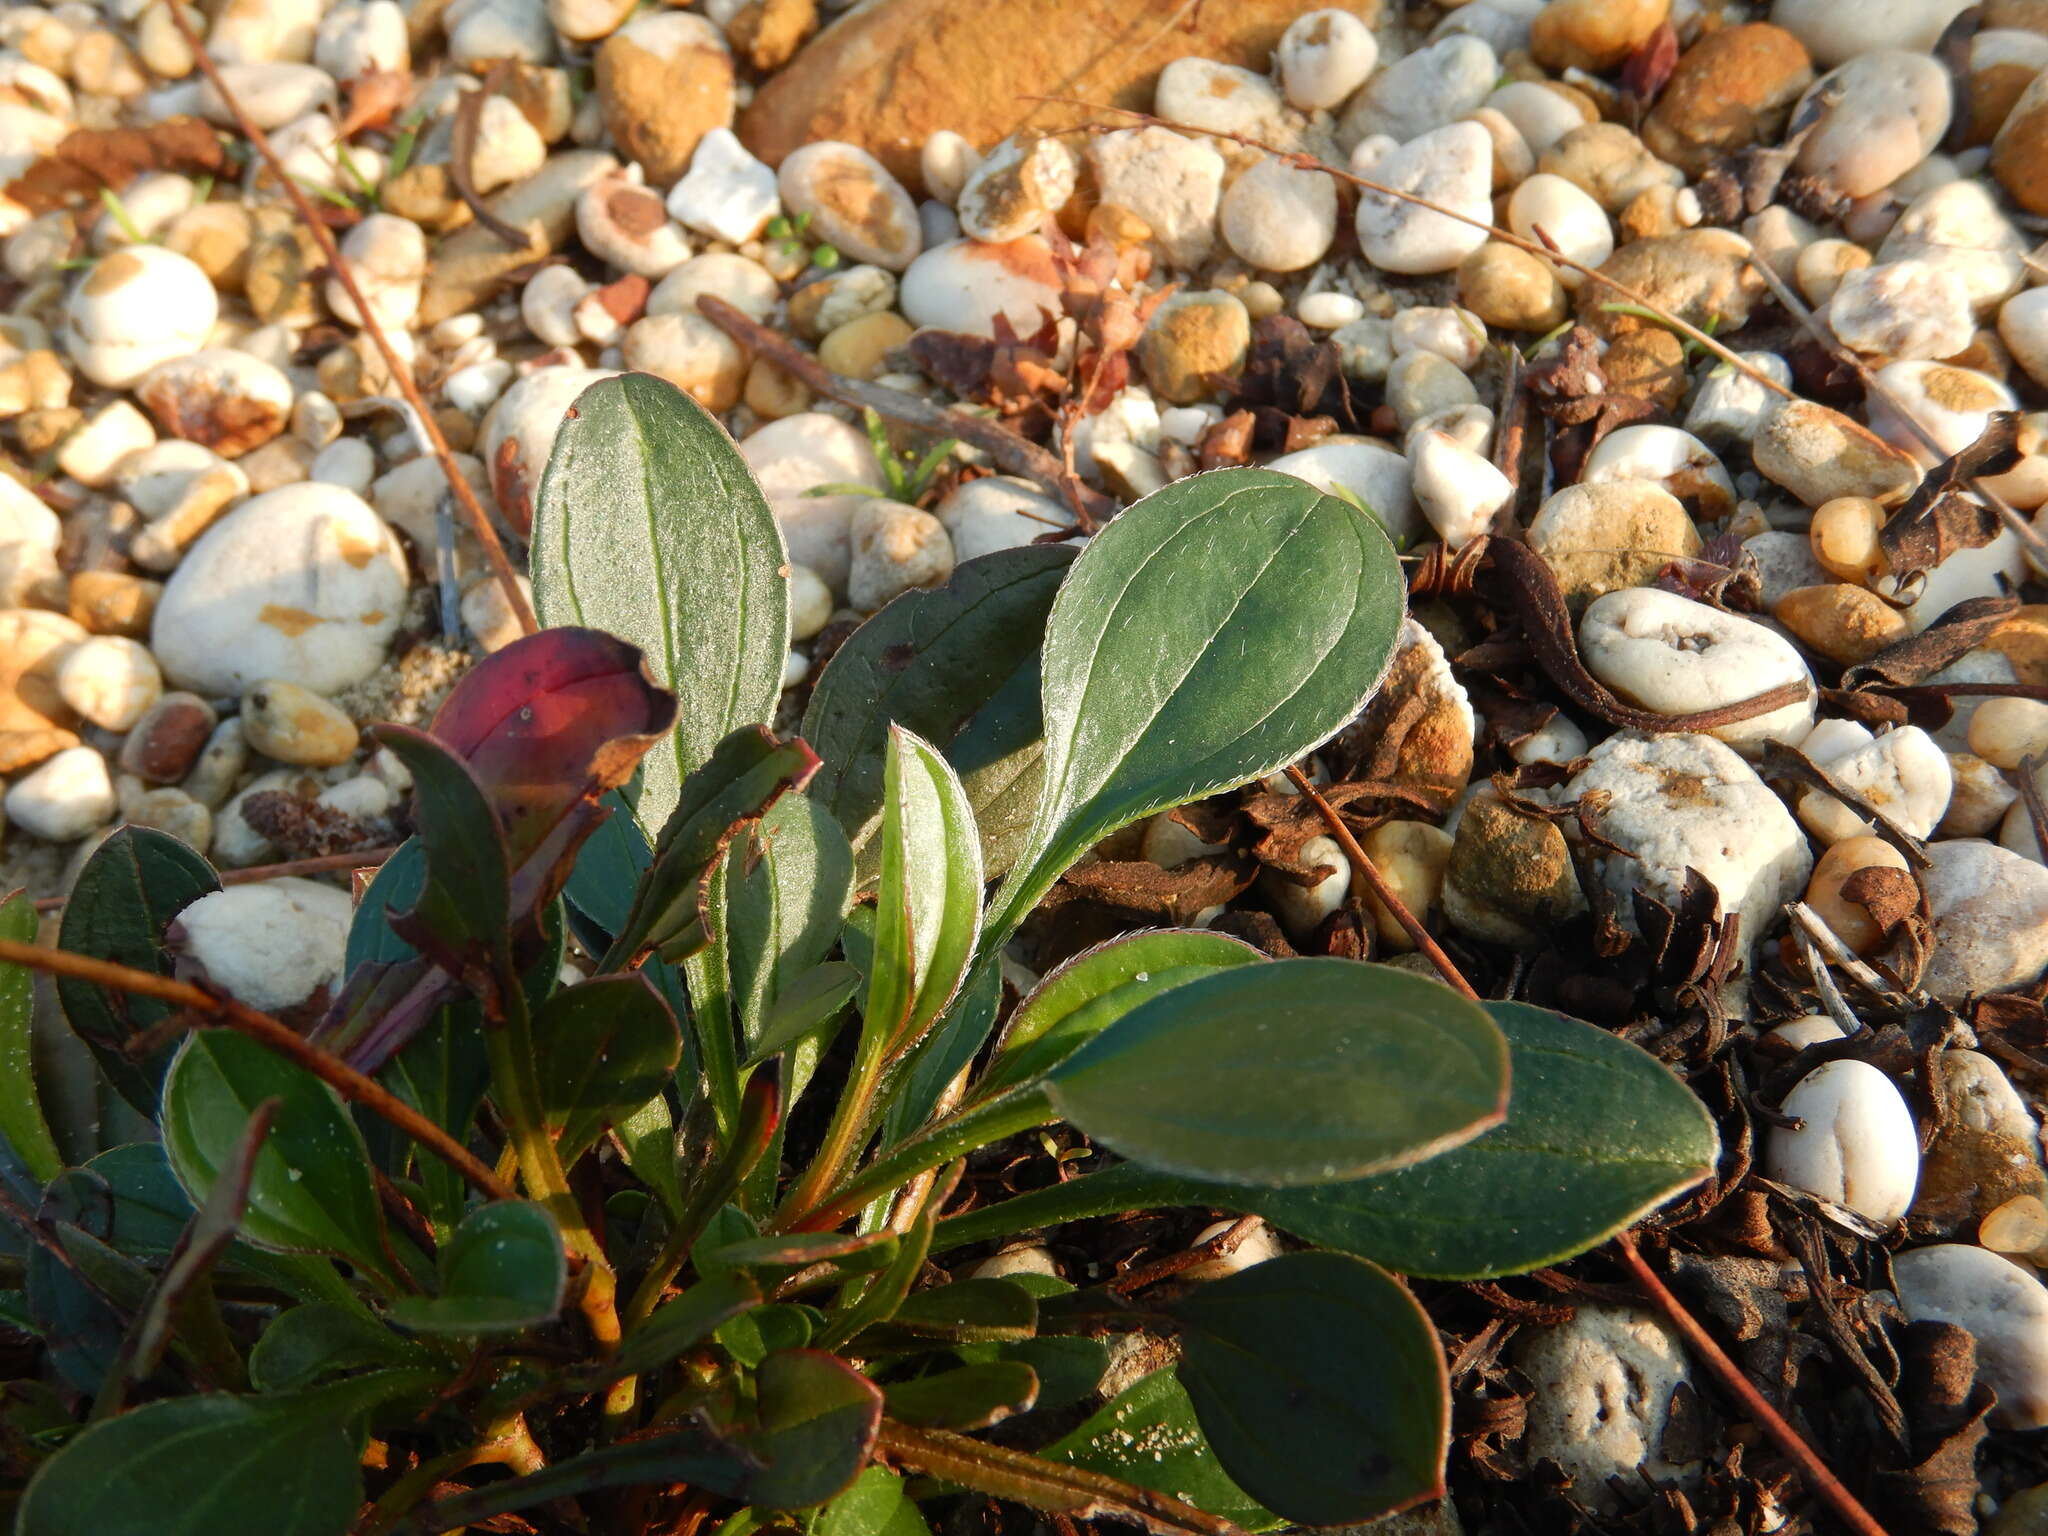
<box><xmin>485</xmin><ymin>977</ymin><xmax>620</xmax><ymax>1355</ymax></box>
<box><xmin>773</xmin><ymin>1030</ymin><xmax>887</xmax><ymax>1231</ymax></box>
<box><xmin>780</xmin><ymin>1086</ymin><xmax>1056</xmax><ymax>1234</ymax></box>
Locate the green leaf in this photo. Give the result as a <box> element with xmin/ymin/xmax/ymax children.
<box><xmin>947</xmin><ymin>657</ymin><xmax>1050</xmax><ymax>881</ymax></box>
<box><xmin>744</xmin><ymin>963</ymin><xmax>859</xmax><ymax>1068</ymax></box>
<box><xmin>610</xmin><ymin>725</ymin><xmax>821</xmax><ymax>967</ymax></box>
<box><xmin>370</xmin><ymin>725</ymin><xmax>511</xmax><ymax>982</ymax></box>
<box><xmin>990</xmin><ymin>467</ymin><xmax>1405</xmax><ymax>941</ymax></box>
<box><xmin>874</xmin><ymin>960</ymin><xmax>1000</xmax><ymax>1156</ymax></box>
<box><xmin>532</xmin><ymin>975</ymin><xmax>684</xmax><ymax>1162</ymax></box>
<box><xmin>1041</xmin><ymin>1369</ymin><xmax>1281</xmax><ymax>1532</ymax></box>
<box><xmin>611</xmin><ymin>1270</ymin><xmax>762</xmax><ymax>1377</ymax></box>
<box><xmin>883</xmin><ymin>1361</ymin><xmax>1038</xmax><ymax>1429</ymax></box>
<box><xmin>887</xmin><ymin>1278</ymin><xmax>1036</xmax><ymax>1343</ymax></box>
<box><xmin>979</xmin><ymin>929</ymin><xmax>1263</xmax><ymax>1098</ymax></box>
<box><xmin>1249</xmin><ymin>1001</ymin><xmax>1720</xmax><ymax>1278</ymax></box>
<box><xmin>747</xmin><ymin>1349</ymin><xmax>885</xmax><ymax>1509</ymax></box>
<box><xmin>1172</xmin><ymin>1252</ymin><xmax>1447</xmax><ymax>1525</ymax></box>
<box><xmin>817</xmin><ymin>1467</ymin><xmax>928</xmax><ymax>1536</ymax></box>
<box><xmin>56</xmin><ymin>827</ymin><xmax>219</xmax><ymax>1114</ymax></box>
<box><xmin>983</xmin><ymin>1335</ymin><xmax>1109</xmax><ymax>1412</ymax></box>
<box><xmin>616</xmin><ymin>1092</ymin><xmax>684</xmax><ymax>1220</ymax></box>
<box><xmin>250</xmin><ymin>1302</ymin><xmax>437</xmax><ymax>1391</ymax></box>
<box><xmin>702</xmin><ymin>1228</ymin><xmax>899</xmax><ymax>1274</ymax></box>
<box><xmin>723</xmin><ymin>793</ymin><xmax>854</xmax><ymax>1052</ymax></box>
<box><xmin>717</xmin><ymin>1302</ymin><xmax>816</xmax><ymax>1367</ymax></box>
<box><xmin>387</xmin><ymin>1201</ymin><xmax>565</xmax><ymax>1334</ymax></box>
<box><xmin>1045</xmin><ymin>960</ymin><xmax>1506</xmax><ymax>1188</ymax></box>
<box><xmin>865</xmin><ymin>727</ymin><xmax>982</xmax><ymax>1060</ymax></box>
<box><xmin>375</xmin><ymin>1010</ymin><xmax>490</xmax><ymax>1238</ymax></box>
<box><xmin>562</xmin><ymin>787</ymin><xmax>650</xmax><ymax>950</ymax></box>
<box><xmin>160</xmin><ymin>1032</ymin><xmax>389</xmax><ymax>1278</ymax></box>
<box><xmin>17</xmin><ymin>1392</ymin><xmax>364</xmax><ymax>1536</ymax></box>
<box><xmin>0</xmin><ymin>892</ymin><xmax>59</xmax><ymax>1182</ymax></box>
<box><xmin>533</xmin><ymin>372</ymin><xmax>790</xmax><ymax>839</ymax></box>
<box><xmin>803</xmin><ymin>546</ymin><xmax>1074</xmax><ymax>859</ymax></box>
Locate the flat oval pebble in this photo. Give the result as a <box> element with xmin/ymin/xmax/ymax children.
<box><xmin>900</xmin><ymin>237</ymin><xmax>1061</xmax><ymax>338</ymax></box>
<box><xmin>150</xmin><ymin>482</ymin><xmax>409</xmax><ymax>696</ymax></box>
<box><xmin>1580</xmin><ymin>587</ymin><xmax>1817</xmax><ymax>755</ymax></box>
<box><xmin>1355</xmin><ymin>121</ymin><xmax>1493</xmax><ymax>277</ymax></box>
<box><xmin>1763</xmin><ymin>1059</ymin><xmax>1921</xmax><ymax>1223</ymax></box>
<box><xmin>1794</xmin><ymin>51</ymin><xmax>1953</xmax><ymax>198</ymax></box>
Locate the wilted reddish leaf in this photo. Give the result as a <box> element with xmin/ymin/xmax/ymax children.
<box><xmin>432</xmin><ymin>626</ymin><xmax>677</xmax><ymax>866</ymax></box>
<box><xmin>339</xmin><ymin>69</ymin><xmax>412</xmax><ymax>138</ymax></box>
<box><xmin>6</xmin><ymin>117</ymin><xmax>226</xmax><ymax>213</ymax></box>
<box><xmin>1621</xmin><ymin>22</ymin><xmax>1680</xmax><ymax>115</ymax></box>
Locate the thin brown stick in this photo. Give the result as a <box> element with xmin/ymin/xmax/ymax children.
<box><xmin>1616</xmin><ymin>1231</ymin><xmax>1893</xmax><ymax>1536</ymax></box>
<box><xmin>1031</xmin><ymin>99</ymin><xmax>1795</xmax><ymax>403</ymax></box>
<box><xmin>1743</xmin><ymin>251</ymin><xmax>2048</xmax><ymax>559</ymax></box>
<box><xmin>696</xmin><ymin>295</ymin><xmax>1117</xmax><ymax>528</ymax></box>
<box><xmin>166</xmin><ymin>2</ymin><xmax>539</xmax><ymax>637</ymax></box>
<box><xmin>1283</xmin><ymin>764</ymin><xmax>1479</xmax><ymax>1000</ymax></box>
<box><xmin>35</xmin><ymin>844</ymin><xmax>400</xmax><ymax>913</ymax></box>
<box><xmin>0</xmin><ymin>936</ymin><xmax>513</xmax><ymax>1201</ymax></box>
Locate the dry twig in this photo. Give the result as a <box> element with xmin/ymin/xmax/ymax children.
<box><xmin>0</xmin><ymin>935</ymin><xmax>513</xmax><ymax>1201</ymax></box>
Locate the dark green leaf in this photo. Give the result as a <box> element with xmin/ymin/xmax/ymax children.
<box><xmin>1173</xmin><ymin>1252</ymin><xmax>1447</xmax><ymax>1525</ymax></box>
<box><xmin>533</xmin><ymin>372</ymin><xmax>790</xmax><ymax>839</ymax></box>
<box><xmin>562</xmin><ymin>787</ymin><xmax>650</xmax><ymax>950</ymax></box>
<box><xmin>1250</xmin><ymin>1001</ymin><xmax>1720</xmax><ymax>1278</ymax></box>
<box><xmin>747</xmin><ymin>1348</ymin><xmax>885</xmax><ymax>1509</ymax></box>
<box><xmin>387</xmin><ymin>1201</ymin><xmax>565</xmax><ymax>1334</ymax></box>
<box><xmin>532</xmin><ymin>975</ymin><xmax>684</xmax><ymax>1162</ymax></box>
<box><xmin>986</xmin><ymin>1335</ymin><xmax>1109</xmax><ymax>1412</ymax></box>
<box><xmin>888</xmin><ymin>1279</ymin><xmax>1036</xmax><ymax>1343</ymax></box>
<box><xmin>615</xmin><ymin>1091</ymin><xmax>683</xmax><ymax>1219</ymax></box>
<box><xmin>17</xmin><ymin>1392</ymin><xmax>363</xmax><ymax>1536</ymax></box>
<box><xmin>345</xmin><ymin>838</ymin><xmax>423</xmax><ymax>971</ymax></box>
<box><xmin>375</xmin><ymin>1010</ymin><xmax>490</xmax><ymax>1238</ymax></box>
<box><xmin>947</xmin><ymin>656</ymin><xmax>1050</xmax><ymax>880</ymax></box>
<box><xmin>803</xmin><ymin>545</ymin><xmax>1074</xmax><ymax>856</ymax></box>
<box><xmin>26</xmin><ymin>1233</ymin><xmax>129</xmax><ymax>1393</ymax></box>
<box><xmin>250</xmin><ymin>1301</ymin><xmax>436</xmax><ymax>1390</ymax></box>
<box><xmin>1045</xmin><ymin>960</ymin><xmax>1507</xmax><ymax>1188</ymax></box>
<box><xmin>160</xmin><ymin>1031</ymin><xmax>389</xmax><ymax>1277</ymax></box>
<box><xmin>883</xmin><ymin>1361</ymin><xmax>1038</xmax><ymax>1428</ymax></box>
<box><xmin>980</xmin><ymin>929</ymin><xmax>1263</xmax><ymax>1097</ymax></box>
<box><xmin>716</xmin><ymin>1302</ymin><xmax>816</xmax><ymax>1367</ymax></box>
<box><xmin>611</xmin><ymin>1270</ymin><xmax>761</xmax><ymax>1377</ymax></box>
<box><xmin>1041</xmin><ymin>1369</ymin><xmax>1281</xmax><ymax>1532</ymax></box>
<box><xmin>370</xmin><ymin>724</ymin><xmax>510</xmax><ymax>981</ymax></box>
<box><xmin>990</xmin><ymin>467</ymin><xmax>1405</xmax><ymax>941</ymax></box>
<box><xmin>56</xmin><ymin>827</ymin><xmax>218</xmax><ymax>1114</ymax></box>
<box><xmin>0</xmin><ymin>891</ymin><xmax>59</xmax><ymax>1182</ymax></box>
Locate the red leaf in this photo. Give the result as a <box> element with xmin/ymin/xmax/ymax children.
<box><xmin>431</xmin><ymin>627</ymin><xmax>677</xmax><ymax>865</ymax></box>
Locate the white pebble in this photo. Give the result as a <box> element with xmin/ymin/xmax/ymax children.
<box><xmin>1763</xmin><ymin>1059</ymin><xmax>1919</xmax><ymax>1223</ymax></box>
<box><xmin>1894</xmin><ymin>1245</ymin><xmax>2048</xmax><ymax>1429</ymax></box>
<box><xmin>6</xmin><ymin>746</ymin><xmax>116</xmax><ymax>842</ymax></box>
<box><xmin>56</xmin><ymin>636</ymin><xmax>161</xmax><ymax>731</ymax></box>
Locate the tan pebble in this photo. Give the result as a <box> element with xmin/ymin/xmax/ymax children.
<box><xmin>1359</xmin><ymin>820</ymin><xmax>1452</xmax><ymax>952</ymax></box>
<box><xmin>1805</xmin><ymin>834</ymin><xmax>1911</xmax><ymax>954</ymax></box>
<box><xmin>129</xmin><ymin>464</ymin><xmax>246</xmax><ymax>573</ymax></box>
<box><xmin>1992</xmin><ymin>607</ymin><xmax>2048</xmax><ymax>685</ymax></box>
<box><xmin>1602</xmin><ymin>328</ymin><xmax>1688</xmax><ymax>409</ymax></box>
<box><xmin>126</xmin><ymin>786</ymin><xmax>211</xmax><ymax>849</ymax></box>
<box><xmin>1137</xmin><ymin>291</ymin><xmax>1250</xmax><ymax>406</ymax></box>
<box><xmin>1982</xmin><ymin>1194</ymin><xmax>2048</xmax><ymax>1261</ymax></box>
<box><xmin>1809</xmin><ymin>495</ymin><xmax>1888</xmax><ymax>584</ymax></box>
<box><xmin>744</xmin><ymin>356</ymin><xmax>813</xmax><ymax>419</ymax></box>
<box><xmin>1085</xmin><ymin>201</ymin><xmax>1151</xmax><ymax>249</ymax></box>
<box><xmin>1971</xmin><ymin>695</ymin><xmax>2048</xmax><ymax>769</ymax></box>
<box><xmin>15</xmin><ymin>408</ymin><xmax>79</xmax><ymax>459</ymax></box>
<box><xmin>56</xmin><ymin>636</ymin><xmax>161</xmax><ymax>732</ymax></box>
<box><xmin>1774</xmin><ymin>582</ymin><xmax>1910</xmax><ymax>665</ymax></box>
<box><xmin>240</xmin><ymin>680</ymin><xmax>359</xmax><ymax>766</ymax></box>
<box><xmin>1643</xmin><ymin>23</ymin><xmax>1814</xmax><ymax>177</ymax></box>
<box><xmin>1992</xmin><ymin>70</ymin><xmax>2048</xmax><ymax>215</ymax></box>
<box><xmin>162</xmin><ymin>204</ymin><xmax>254</xmax><ymax>292</ymax></box>
<box><xmin>1531</xmin><ymin>0</ymin><xmax>1668</xmax><ymax>71</ymax></box>
<box><xmin>1457</xmin><ymin>241</ymin><xmax>1567</xmax><ymax>333</ymax></box>
<box><xmin>817</xmin><ymin>311</ymin><xmax>913</xmax><ymax>381</ymax></box>
<box><xmin>1795</xmin><ymin>237</ymin><xmax>1873</xmax><ymax>307</ymax></box>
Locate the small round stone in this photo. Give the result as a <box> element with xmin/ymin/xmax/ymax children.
<box><xmin>1811</xmin><ymin>496</ymin><xmax>1890</xmax><ymax>585</ymax></box>
<box><xmin>1805</xmin><ymin>835</ymin><xmax>1912</xmax><ymax>953</ymax></box>
<box><xmin>56</xmin><ymin>636</ymin><xmax>161</xmax><ymax>732</ymax></box>
<box><xmin>1775</xmin><ymin>582</ymin><xmax>1911</xmax><ymax>665</ymax></box>
<box><xmin>1219</xmin><ymin>158</ymin><xmax>1337</xmax><ymax>273</ymax></box>
<box><xmin>240</xmin><ymin>680</ymin><xmax>359</xmax><ymax>767</ymax></box>
<box><xmin>1458</xmin><ymin>242</ymin><xmax>1568</xmax><ymax>332</ymax></box>
<box><xmin>1764</xmin><ymin>1059</ymin><xmax>1920</xmax><ymax>1223</ymax></box>
<box><xmin>5</xmin><ymin>745</ymin><xmax>116</xmax><ymax>842</ymax></box>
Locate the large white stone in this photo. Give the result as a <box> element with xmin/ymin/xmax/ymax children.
<box><xmin>1921</xmin><ymin>839</ymin><xmax>2048</xmax><ymax>1001</ymax></box>
<box><xmin>1354</xmin><ymin>121</ymin><xmax>1492</xmax><ymax>276</ymax></box>
<box><xmin>1565</xmin><ymin>731</ymin><xmax>1813</xmax><ymax>990</ymax></box>
<box><xmin>1515</xmin><ymin>1307</ymin><xmax>1700</xmax><ymax>1512</ymax></box>
<box><xmin>1265</xmin><ymin>437</ymin><xmax>1421</xmax><ymax>547</ymax></box>
<box><xmin>170</xmin><ymin>878</ymin><xmax>354</xmax><ymax>1012</ymax></box>
<box><xmin>1796</xmin><ymin>725</ymin><xmax>1953</xmax><ymax>844</ymax></box>
<box><xmin>150</xmin><ymin>483</ymin><xmax>409</xmax><ymax>695</ymax></box>
<box><xmin>900</xmin><ymin>237</ymin><xmax>1062</xmax><ymax>338</ymax></box>
<box><xmin>1895</xmin><ymin>1244</ymin><xmax>2048</xmax><ymax>1428</ymax></box>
